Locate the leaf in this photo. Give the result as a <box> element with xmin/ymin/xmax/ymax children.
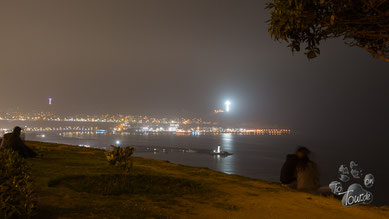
<box><xmin>330</xmin><ymin>14</ymin><xmax>335</xmax><ymax>25</ymax></box>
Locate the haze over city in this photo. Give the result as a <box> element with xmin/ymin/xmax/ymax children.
<box><xmin>1</xmin><ymin>0</ymin><xmax>388</xmax><ymax>135</ymax></box>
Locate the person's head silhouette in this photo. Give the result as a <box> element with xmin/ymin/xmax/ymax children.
<box><xmin>296</xmin><ymin>146</ymin><xmax>310</xmax><ymax>159</ymax></box>
<box><xmin>13</xmin><ymin>126</ymin><xmax>22</xmax><ymax>136</ymax></box>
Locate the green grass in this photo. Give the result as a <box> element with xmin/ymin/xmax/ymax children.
<box><xmin>25</xmin><ymin>141</ymin><xmax>217</xmax><ymax>218</ymax></box>
<box><xmin>48</xmin><ymin>173</ymin><xmax>209</xmax><ymax>196</ymax></box>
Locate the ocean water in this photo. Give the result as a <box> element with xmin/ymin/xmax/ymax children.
<box><xmin>25</xmin><ymin>131</ymin><xmax>389</xmax><ymax>206</ymax></box>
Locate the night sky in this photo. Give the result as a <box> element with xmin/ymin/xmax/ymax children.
<box><xmin>0</xmin><ymin>0</ymin><xmax>388</xmax><ymax>136</ymax></box>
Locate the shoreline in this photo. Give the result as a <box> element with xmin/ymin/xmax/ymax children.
<box><xmin>25</xmin><ymin>140</ymin><xmax>389</xmax><ymax>206</ymax></box>
<box><xmin>21</xmin><ymin>141</ymin><xmax>389</xmax><ymax>218</ymax></box>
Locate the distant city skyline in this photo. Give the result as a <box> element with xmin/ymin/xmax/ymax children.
<box><xmin>0</xmin><ymin>0</ymin><xmax>387</xmax><ymax>138</ymax></box>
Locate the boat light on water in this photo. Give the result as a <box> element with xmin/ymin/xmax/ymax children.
<box><xmin>211</xmin><ymin>146</ymin><xmax>232</xmax><ymax>156</ymax></box>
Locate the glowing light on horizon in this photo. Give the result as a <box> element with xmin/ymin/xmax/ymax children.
<box><xmin>225</xmin><ymin>100</ymin><xmax>231</xmax><ymax>112</ymax></box>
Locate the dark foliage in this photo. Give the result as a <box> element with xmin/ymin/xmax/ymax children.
<box><xmin>266</xmin><ymin>0</ymin><xmax>389</xmax><ymax>62</ymax></box>
<box><xmin>0</xmin><ymin>147</ymin><xmax>36</xmax><ymax>218</ymax></box>
<box><xmin>105</xmin><ymin>145</ymin><xmax>135</xmax><ymax>173</ymax></box>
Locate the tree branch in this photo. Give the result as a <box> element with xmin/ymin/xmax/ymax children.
<box><xmin>361</xmin><ymin>46</ymin><xmax>389</xmax><ymax>62</ymax></box>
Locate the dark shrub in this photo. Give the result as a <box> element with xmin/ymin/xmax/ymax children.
<box><xmin>0</xmin><ymin>147</ymin><xmax>36</xmax><ymax>218</ymax></box>
<box><xmin>105</xmin><ymin>145</ymin><xmax>135</xmax><ymax>173</ymax></box>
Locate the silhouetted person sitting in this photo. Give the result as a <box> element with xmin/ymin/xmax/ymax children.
<box><xmin>1</xmin><ymin>126</ymin><xmax>37</xmax><ymax>158</ymax></box>
<box><xmin>280</xmin><ymin>146</ymin><xmax>320</xmax><ymax>191</ymax></box>
<box><xmin>295</xmin><ymin>147</ymin><xmax>320</xmax><ymax>191</ymax></box>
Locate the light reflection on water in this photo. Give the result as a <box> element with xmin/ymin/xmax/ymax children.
<box><xmin>26</xmin><ymin>131</ymin><xmax>288</xmax><ymax>181</ymax></box>
<box><xmin>217</xmin><ymin>133</ymin><xmax>235</xmax><ymax>174</ymax></box>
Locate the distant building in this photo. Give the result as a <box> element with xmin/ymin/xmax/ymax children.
<box><xmin>214</xmin><ymin>109</ymin><xmax>224</xmax><ymax>114</ymax></box>
<box><xmin>169</xmin><ymin>122</ymin><xmax>179</xmax><ymax>132</ymax></box>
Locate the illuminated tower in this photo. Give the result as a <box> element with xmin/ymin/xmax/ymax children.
<box><xmin>225</xmin><ymin>100</ymin><xmax>231</xmax><ymax>112</ymax></box>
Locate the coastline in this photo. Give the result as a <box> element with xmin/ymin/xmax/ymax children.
<box><xmin>26</xmin><ymin>141</ymin><xmax>389</xmax><ymax>218</ymax></box>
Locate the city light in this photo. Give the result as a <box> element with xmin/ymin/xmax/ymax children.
<box><xmin>214</xmin><ymin>109</ymin><xmax>224</xmax><ymax>114</ymax></box>
<box><xmin>225</xmin><ymin>100</ymin><xmax>231</xmax><ymax>112</ymax></box>
<box><xmin>0</xmin><ymin>111</ymin><xmax>291</xmax><ymax>137</ymax></box>
<box><xmin>116</xmin><ymin>140</ymin><xmax>120</xmax><ymax>145</ymax></box>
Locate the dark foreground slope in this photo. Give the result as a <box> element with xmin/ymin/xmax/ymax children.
<box><xmin>26</xmin><ymin>141</ymin><xmax>389</xmax><ymax>218</ymax></box>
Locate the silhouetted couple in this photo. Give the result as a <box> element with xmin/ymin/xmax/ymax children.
<box><xmin>280</xmin><ymin>146</ymin><xmax>320</xmax><ymax>191</ymax></box>
<box><xmin>1</xmin><ymin>126</ymin><xmax>37</xmax><ymax>158</ymax></box>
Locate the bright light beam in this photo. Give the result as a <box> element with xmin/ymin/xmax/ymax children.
<box><xmin>225</xmin><ymin>100</ymin><xmax>231</xmax><ymax>112</ymax></box>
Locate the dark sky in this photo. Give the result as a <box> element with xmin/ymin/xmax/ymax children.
<box><xmin>0</xmin><ymin>0</ymin><xmax>388</xmax><ymax>133</ymax></box>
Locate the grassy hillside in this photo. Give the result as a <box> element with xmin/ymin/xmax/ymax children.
<box><xmin>26</xmin><ymin>141</ymin><xmax>389</xmax><ymax>218</ymax></box>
